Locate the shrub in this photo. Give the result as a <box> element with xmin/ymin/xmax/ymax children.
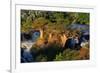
<box><xmin>54</xmin><ymin>49</ymin><xmax>80</xmax><ymax>61</ymax></box>
<box><xmin>36</xmin><ymin>54</ymin><xmax>47</xmax><ymax>62</ymax></box>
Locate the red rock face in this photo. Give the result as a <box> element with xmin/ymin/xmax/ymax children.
<box><xmin>78</xmin><ymin>48</ymin><xmax>89</xmax><ymax>60</ymax></box>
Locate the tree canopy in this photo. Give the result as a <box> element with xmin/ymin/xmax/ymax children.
<box><xmin>21</xmin><ymin>10</ymin><xmax>89</xmax><ymax>32</ymax></box>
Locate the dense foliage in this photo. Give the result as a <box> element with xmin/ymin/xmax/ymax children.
<box><xmin>21</xmin><ymin>10</ymin><xmax>89</xmax><ymax>32</ymax></box>
<box><xmin>21</xmin><ymin>10</ymin><xmax>90</xmax><ymax>62</ymax></box>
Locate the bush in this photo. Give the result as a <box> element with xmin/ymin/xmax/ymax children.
<box><xmin>30</xmin><ymin>42</ymin><xmax>63</xmax><ymax>61</ymax></box>
<box><xmin>36</xmin><ymin>54</ymin><xmax>47</xmax><ymax>62</ymax></box>
<box><xmin>54</xmin><ymin>49</ymin><xmax>80</xmax><ymax>61</ymax></box>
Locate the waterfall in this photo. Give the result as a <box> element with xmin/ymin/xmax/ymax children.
<box><xmin>21</xmin><ymin>41</ymin><xmax>34</xmax><ymax>51</ymax></box>
<box><xmin>21</xmin><ymin>31</ymin><xmax>40</xmax><ymax>51</ymax></box>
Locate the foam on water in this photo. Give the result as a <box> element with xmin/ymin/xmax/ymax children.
<box><xmin>21</xmin><ymin>41</ymin><xmax>35</xmax><ymax>51</ymax></box>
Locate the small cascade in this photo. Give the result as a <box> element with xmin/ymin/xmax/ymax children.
<box><xmin>21</xmin><ymin>41</ymin><xmax>34</xmax><ymax>51</ymax></box>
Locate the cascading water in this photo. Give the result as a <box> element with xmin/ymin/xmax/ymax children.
<box><xmin>21</xmin><ymin>31</ymin><xmax>40</xmax><ymax>63</ymax></box>
<box><xmin>21</xmin><ymin>31</ymin><xmax>40</xmax><ymax>50</ymax></box>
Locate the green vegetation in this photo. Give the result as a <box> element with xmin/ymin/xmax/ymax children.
<box><xmin>21</xmin><ymin>10</ymin><xmax>90</xmax><ymax>62</ymax></box>
<box><xmin>21</xmin><ymin>10</ymin><xmax>89</xmax><ymax>32</ymax></box>
<box><xmin>30</xmin><ymin>42</ymin><xmax>89</xmax><ymax>62</ymax></box>
<box><xmin>54</xmin><ymin>49</ymin><xmax>79</xmax><ymax>61</ymax></box>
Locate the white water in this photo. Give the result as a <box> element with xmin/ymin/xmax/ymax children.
<box><xmin>21</xmin><ymin>31</ymin><xmax>40</xmax><ymax>51</ymax></box>
<box><xmin>21</xmin><ymin>41</ymin><xmax>35</xmax><ymax>51</ymax></box>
